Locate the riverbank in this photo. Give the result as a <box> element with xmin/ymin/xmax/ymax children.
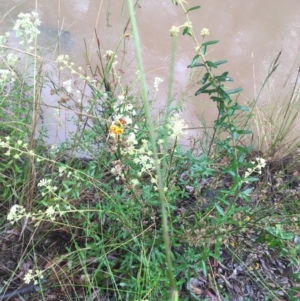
<box><xmin>0</xmin><ymin>5</ymin><xmax>299</xmax><ymax>301</ymax></box>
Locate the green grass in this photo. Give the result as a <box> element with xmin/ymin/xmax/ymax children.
<box><xmin>0</xmin><ymin>2</ymin><xmax>299</xmax><ymax>301</ymax></box>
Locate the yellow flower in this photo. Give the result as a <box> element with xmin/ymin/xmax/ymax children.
<box><xmin>109</xmin><ymin>124</ymin><xmax>124</xmax><ymax>136</ymax></box>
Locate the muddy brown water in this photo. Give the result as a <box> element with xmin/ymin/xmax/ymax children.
<box><xmin>0</xmin><ymin>0</ymin><xmax>300</xmax><ymax>147</ymax></box>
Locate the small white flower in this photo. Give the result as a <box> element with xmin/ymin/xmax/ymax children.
<box><xmin>23</xmin><ymin>269</ymin><xmax>44</xmax><ymax>285</ymax></box>
<box><xmin>38</xmin><ymin>178</ymin><xmax>51</xmax><ymax>187</ymax></box>
<box><xmin>63</xmin><ymin>80</ymin><xmax>72</xmax><ymax>93</ymax></box>
<box><xmin>45</xmin><ymin>206</ymin><xmax>56</xmax><ymax>221</ymax></box>
<box><xmin>118</xmin><ymin>95</ymin><xmax>125</xmax><ymax>101</ymax></box>
<box><xmin>24</xmin><ymin>269</ymin><xmax>34</xmax><ymax>284</ymax></box>
<box><xmin>170</xmin><ymin>26</ymin><xmax>180</xmax><ymax>37</ymax></box>
<box><xmin>103</xmin><ymin>50</ymin><xmax>116</xmax><ymax>60</ymax></box>
<box><xmin>6</xmin><ymin>53</ymin><xmax>19</xmax><ymax>67</ymax></box>
<box><xmin>131</xmin><ymin>179</ymin><xmax>139</xmax><ymax>186</ymax></box>
<box><xmin>184</xmin><ymin>21</ymin><xmax>192</xmax><ymax>28</ymax></box>
<box><xmin>201</xmin><ymin>28</ymin><xmax>210</xmax><ymax>37</ymax></box>
<box><xmin>168</xmin><ymin>113</ymin><xmax>187</xmax><ymax>139</ymax></box>
<box><xmin>153</xmin><ymin>77</ymin><xmax>163</xmax><ymax>92</ymax></box>
<box><xmin>125</xmin><ymin>103</ymin><xmax>133</xmax><ymax>111</ymax></box>
<box><xmin>123</xmin><ymin>116</ymin><xmax>132</xmax><ymax>125</ymax></box>
<box><xmin>7</xmin><ymin>204</ymin><xmax>26</xmax><ymax>224</ymax></box>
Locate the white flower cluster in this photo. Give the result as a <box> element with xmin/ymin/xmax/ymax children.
<box><xmin>200</xmin><ymin>28</ymin><xmax>210</xmax><ymax>37</ymax></box>
<box><xmin>0</xmin><ymin>69</ymin><xmax>16</xmax><ymax>88</ymax></box>
<box><xmin>153</xmin><ymin>77</ymin><xmax>163</xmax><ymax>92</ymax></box>
<box><xmin>57</xmin><ymin>55</ymin><xmax>90</xmax><ymax>82</ymax></box>
<box><xmin>7</xmin><ymin>203</ymin><xmax>64</xmax><ymax>225</ymax></box>
<box><xmin>13</xmin><ymin>12</ymin><xmax>41</xmax><ymax>50</ymax></box>
<box><xmin>0</xmin><ymin>32</ymin><xmax>10</xmax><ymax>49</ymax></box>
<box><xmin>103</xmin><ymin>50</ymin><xmax>115</xmax><ymax>60</ymax></box>
<box><xmin>129</xmin><ymin>139</ymin><xmax>167</xmax><ymax>191</ymax></box>
<box><xmin>58</xmin><ymin>165</ymin><xmax>73</xmax><ymax>178</ymax></box>
<box><xmin>0</xmin><ymin>137</ymin><xmax>31</xmax><ymax>158</ymax></box>
<box><xmin>112</xmin><ymin>94</ymin><xmax>136</xmax><ymax>127</ymax></box>
<box><xmin>170</xmin><ymin>26</ymin><xmax>180</xmax><ymax>37</ymax></box>
<box><xmin>23</xmin><ymin>269</ymin><xmax>44</xmax><ymax>285</ymax></box>
<box><xmin>38</xmin><ymin>178</ymin><xmax>58</xmax><ymax>196</ymax></box>
<box><xmin>103</xmin><ymin>50</ymin><xmax>118</xmax><ymax>68</ymax></box>
<box><xmin>167</xmin><ymin>113</ymin><xmax>187</xmax><ymax>140</ymax></box>
<box><xmin>6</xmin><ymin>53</ymin><xmax>19</xmax><ymax>67</ymax></box>
<box><xmin>169</xmin><ymin>21</ymin><xmax>192</xmax><ymax>37</ymax></box>
<box><xmin>133</xmin><ymin>140</ymin><xmax>154</xmax><ymax>176</ymax></box>
<box><xmin>63</xmin><ymin>79</ymin><xmax>72</xmax><ymax>94</ymax></box>
<box><xmin>111</xmin><ymin>160</ymin><xmax>125</xmax><ymax>181</ymax></box>
<box><xmin>7</xmin><ymin>204</ymin><xmax>28</xmax><ymax>225</ymax></box>
<box><xmin>245</xmin><ymin>157</ymin><xmax>266</xmax><ymax>179</ymax></box>
<box><xmin>0</xmin><ymin>136</ymin><xmax>10</xmax><ymax>148</ymax></box>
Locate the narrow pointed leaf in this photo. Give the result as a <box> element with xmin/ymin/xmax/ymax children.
<box><xmin>214</xmin><ymin>60</ymin><xmax>228</xmax><ymax>66</ymax></box>
<box><xmin>191</xmin><ymin>63</ymin><xmax>205</xmax><ymax>68</ymax></box>
<box><xmin>236</xmin><ymin>129</ymin><xmax>252</xmax><ymax>135</ymax></box>
<box><xmin>201</xmin><ymin>45</ymin><xmax>207</xmax><ymax>55</ymax></box>
<box><xmin>188</xmin><ymin>54</ymin><xmax>200</xmax><ymax>68</ymax></box>
<box><xmin>210</xmin><ymin>96</ymin><xmax>223</xmax><ymax>102</ymax></box>
<box><xmin>195</xmin><ymin>82</ymin><xmax>211</xmax><ymax>95</ymax></box>
<box><xmin>226</xmin><ymin>87</ymin><xmax>243</xmax><ymax>95</ymax></box>
<box><xmin>201</xmin><ymin>72</ymin><xmax>210</xmax><ymax>84</ymax></box>
<box><xmin>233</xmin><ymin>105</ymin><xmax>250</xmax><ymax>111</ymax></box>
<box><xmin>206</xmin><ymin>61</ymin><xmax>218</xmax><ymax>68</ymax></box>
<box><xmin>215</xmin><ymin>204</ymin><xmax>225</xmax><ymax>216</ymax></box>
<box><xmin>202</xmin><ymin>40</ymin><xmax>219</xmax><ymax>46</ymax></box>
<box><xmin>201</xmin><ymin>88</ymin><xmax>217</xmax><ymax>94</ymax></box>
<box><xmin>186</xmin><ymin>5</ymin><xmax>201</xmax><ymax>13</ymax></box>
<box><xmin>236</xmin><ymin>145</ymin><xmax>250</xmax><ymax>154</ymax></box>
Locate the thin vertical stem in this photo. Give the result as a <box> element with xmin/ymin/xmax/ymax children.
<box><xmin>127</xmin><ymin>1</ymin><xmax>178</xmax><ymax>299</ymax></box>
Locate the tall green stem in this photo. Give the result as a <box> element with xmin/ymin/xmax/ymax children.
<box><xmin>127</xmin><ymin>1</ymin><xmax>178</xmax><ymax>299</ymax></box>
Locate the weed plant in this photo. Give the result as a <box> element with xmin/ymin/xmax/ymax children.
<box><xmin>0</xmin><ymin>2</ymin><xmax>299</xmax><ymax>301</ymax></box>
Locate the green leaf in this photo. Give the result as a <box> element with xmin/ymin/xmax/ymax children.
<box><xmin>215</xmin><ymin>72</ymin><xmax>231</xmax><ymax>83</ymax></box>
<box><xmin>186</xmin><ymin>5</ymin><xmax>201</xmax><ymax>13</ymax></box>
<box><xmin>232</xmin><ymin>131</ymin><xmax>238</xmax><ymax>140</ymax></box>
<box><xmin>217</xmin><ymin>87</ymin><xmax>230</xmax><ymax>101</ymax></box>
<box><xmin>210</xmin><ymin>96</ymin><xmax>223</xmax><ymax>102</ymax></box>
<box><xmin>236</xmin><ymin>129</ymin><xmax>252</xmax><ymax>135</ymax></box>
<box><xmin>202</xmin><ymin>40</ymin><xmax>219</xmax><ymax>46</ymax></box>
<box><xmin>235</xmin><ymin>145</ymin><xmax>250</xmax><ymax>154</ymax></box>
<box><xmin>244</xmin><ymin>177</ymin><xmax>259</xmax><ymax>182</ymax></box>
<box><xmin>200</xmin><ymin>88</ymin><xmax>217</xmax><ymax>94</ymax></box>
<box><xmin>182</xmin><ymin>27</ymin><xmax>192</xmax><ymax>36</ymax></box>
<box><xmin>233</xmin><ymin>105</ymin><xmax>249</xmax><ymax>111</ymax></box>
<box><xmin>201</xmin><ymin>45</ymin><xmax>207</xmax><ymax>55</ymax></box>
<box><xmin>215</xmin><ymin>204</ymin><xmax>225</xmax><ymax>216</ymax></box>
<box><xmin>188</xmin><ymin>62</ymin><xmax>205</xmax><ymax>68</ymax></box>
<box><xmin>201</xmin><ymin>260</ymin><xmax>207</xmax><ymax>277</ymax></box>
<box><xmin>201</xmin><ymin>72</ymin><xmax>210</xmax><ymax>84</ymax></box>
<box><xmin>195</xmin><ymin>82</ymin><xmax>211</xmax><ymax>95</ymax></box>
<box><xmin>215</xmin><ymin>75</ymin><xmax>228</xmax><ymax>83</ymax></box>
<box><xmin>266</xmin><ymin>227</ymin><xmax>294</xmax><ymax>240</ymax></box>
<box><xmin>188</xmin><ymin>54</ymin><xmax>200</xmax><ymax>68</ymax></box>
<box><xmin>214</xmin><ymin>60</ymin><xmax>228</xmax><ymax>66</ymax></box>
<box><xmin>220</xmin><ymin>71</ymin><xmax>229</xmax><ymax>77</ymax></box>
<box><xmin>206</xmin><ymin>61</ymin><xmax>218</xmax><ymax>68</ymax></box>
<box><xmin>14</xmin><ymin>163</ymin><xmax>21</xmax><ymax>173</ymax></box>
<box><xmin>226</xmin><ymin>87</ymin><xmax>243</xmax><ymax>95</ymax></box>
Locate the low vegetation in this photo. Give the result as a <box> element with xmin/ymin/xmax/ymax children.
<box><xmin>0</xmin><ymin>2</ymin><xmax>299</xmax><ymax>301</ymax></box>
